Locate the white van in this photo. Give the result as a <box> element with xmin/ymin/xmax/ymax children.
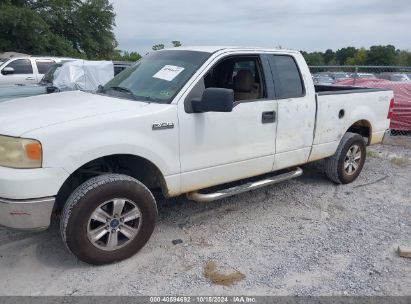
<box><xmin>0</xmin><ymin>56</ymin><xmax>73</xmax><ymax>85</ymax></box>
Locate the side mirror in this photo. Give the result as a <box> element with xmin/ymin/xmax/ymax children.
<box><xmin>191</xmin><ymin>88</ymin><xmax>234</xmax><ymax>113</ymax></box>
<box><xmin>2</xmin><ymin>67</ymin><xmax>15</xmax><ymax>75</ymax></box>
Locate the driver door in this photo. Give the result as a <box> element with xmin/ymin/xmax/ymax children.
<box><xmin>0</xmin><ymin>58</ymin><xmax>37</xmax><ymax>85</ymax></box>
<box><xmin>177</xmin><ymin>54</ymin><xmax>278</xmax><ymax>193</ymax></box>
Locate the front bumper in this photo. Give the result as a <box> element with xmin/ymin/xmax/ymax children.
<box><xmin>0</xmin><ymin>197</ymin><xmax>55</xmax><ymax>230</ymax></box>
<box><xmin>0</xmin><ymin>166</ymin><xmax>69</xmax><ymax>199</ymax></box>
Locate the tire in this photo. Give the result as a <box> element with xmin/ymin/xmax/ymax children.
<box><xmin>61</xmin><ymin>174</ymin><xmax>157</xmax><ymax>265</ymax></box>
<box><xmin>324</xmin><ymin>132</ymin><xmax>366</xmax><ymax>184</ymax></box>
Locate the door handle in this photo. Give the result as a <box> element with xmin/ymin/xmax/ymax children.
<box><xmin>262</xmin><ymin>111</ymin><xmax>276</xmax><ymax>124</ymax></box>
<box><xmin>26</xmin><ymin>77</ymin><xmax>35</xmax><ymax>80</ymax></box>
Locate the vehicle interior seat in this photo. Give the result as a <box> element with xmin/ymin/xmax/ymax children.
<box><xmin>233</xmin><ymin>70</ymin><xmax>260</xmax><ymax>101</ymax></box>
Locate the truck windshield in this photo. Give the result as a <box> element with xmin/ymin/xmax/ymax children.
<box><xmin>102</xmin><ymin>50</ymin><xmax>211</xmax><ymax>103</ymax></box>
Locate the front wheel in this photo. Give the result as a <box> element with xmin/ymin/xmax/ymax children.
<box><xmin>323</xmin><ymin>132</ymin><xmax>366</xmax><ymax>184</ymax></box>
<box><xmin>60</xmin><ymin>174</ymin><xmax>157</xmax><ymax>265</ymax></box>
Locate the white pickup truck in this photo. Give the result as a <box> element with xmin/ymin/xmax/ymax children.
<box><xmin>0</xmin><ymin>46</ymin><xmax>394</xmax><ymax>264</ymax></box>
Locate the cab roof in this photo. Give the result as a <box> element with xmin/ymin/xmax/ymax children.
<box><xmin>161</xmin><ymin>46</ymin><xmax>299</xmax><ymax>54</ymax></box>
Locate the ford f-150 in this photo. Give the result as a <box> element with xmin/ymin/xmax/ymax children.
<box><xmin>0</xmin><ymin>46</ymin><xmax>394</xmax><ymax>264</ymax></box>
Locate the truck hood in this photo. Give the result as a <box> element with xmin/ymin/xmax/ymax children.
<box><xmin>0</xmin><ymin>90</ymin><xmax>148</xmax><ymax>137</ymax></box>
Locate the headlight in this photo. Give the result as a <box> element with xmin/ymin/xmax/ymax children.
<box><xmin>0</xmin><ymin>135</ymin><xmax>42</xmax><ymax>168</ymax></box>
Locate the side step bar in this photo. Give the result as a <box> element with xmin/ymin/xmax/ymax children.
<box><xmin>187</xmin><ymin>167</ymin><xmax>303</xmax><ymax>203</ymax></box>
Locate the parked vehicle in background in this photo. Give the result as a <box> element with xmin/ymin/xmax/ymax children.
<box><xmin>113</xmin><ymin>61</ymin><xmax>133</xmax><ymax>75</ymax></box>
<box><xmin>51</xmin><ymin>60</ymin><xmax>114</xmax><ymax>92</ymax></box>
<box><xmin>354</xmin><ymin>73</ymin><xmax>377</xmax><ymax>79</ymax></box>
<box><xmin>0</xmin><ymin>56</ymin><xmax>73</xmax><ymax>85</ymax></box>
<box><xmin>0</xmin><ymin>60</ymin><xmax>72</xmax><ymax>102</ymax></box>
<box><xmin>390</xmin><ymin>74</ymin><xmax>410</xmax><ymax>82</ymax></box>
<box><xmin>312</xmin><ymin>74</ymin><xmax>334</xmax><ymax>85</ymax></box>
<box><xmin>0</xmin><ymin>46</ymin><xmax>393</xmax><ymax>265</ymax></box>
<box><xmin>0</xmin><ymin>60</ymin><xmax>128</xmax><ymax>102</ymax></box>
<box><xmin>335</xmin><ymin>78</ymin><xmax>411</xmax><ymax>131</ymax></box>
<box><xmin>379</xmin><ymin>73</ymin><xmax>410</xmax><ymax>82</ymax></box>
<box><xmin>329</xmin><ymin>72</ymin><xmax>350</xmax><ymax>81</ymax></box>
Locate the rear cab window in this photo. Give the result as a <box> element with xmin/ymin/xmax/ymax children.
<box><xmin>269</xmin><ymin>55</ymin><xmax>305</xmax><ymax>99</ymax></box>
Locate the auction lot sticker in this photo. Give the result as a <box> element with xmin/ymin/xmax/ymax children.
<box><xmin>153</xmin><ymin>65</ymin><xmax>185</xmax><ymax>81</ymax></box>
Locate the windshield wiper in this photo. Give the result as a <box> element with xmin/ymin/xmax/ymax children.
<box><xmin>100</xmin><ymin>86</ymin><xmax>162</xmax><ymax>103</ymax></box>
<box><xmin>133</xmin><ymin>95</ymin><xmax>161</xmax><ymax>102</ymax></box>
<box><xmin>102</xmin><ymin>86</ymin><xmax>140</xmax><ymax>100</ymax></box>
<box><xmin>106</xmin><ymin>86</ymin><xmax>134</xmax><ymax>94</ymax></box>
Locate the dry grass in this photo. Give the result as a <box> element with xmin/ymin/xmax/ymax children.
<box><xmin>367</xmin><ymin>150</ymin><xmax>381</xmax><ymax>158</ymax></box>
<box><xmin>383</xmin><ymin>136</ymin><xmax>411</xmax><ymax>149</ymax></box>
<box><xmin>390</xmin><ymin>157</ymin><xmax>409</xmax><ymax>167</ymax></box>
<box><xmin>204</xmin><ymin>261</ymin><xmax>245</xmax><ymax>286</ymax></box>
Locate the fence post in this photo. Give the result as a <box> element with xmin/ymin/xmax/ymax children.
<box><xmin>353</xmin><ymin>66</ymin><xmax>359</xmax><ymax>85</ymax></box>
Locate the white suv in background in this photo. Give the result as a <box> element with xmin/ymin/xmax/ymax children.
<box><xmin>0</xmin><ymin>56</ymin><xmax>73</xmax><ymax>85</ymax></box>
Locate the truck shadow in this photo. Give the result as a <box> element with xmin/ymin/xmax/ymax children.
<box><xmin>34</xmin><ymin>221</ymin><xmax>88</xmax><ymax>268</ymax></box>
<box><xmin>156</xmin><ymin>163</ymin><xmax>328</xmax><ymax>225</ymax></box>
<box><xmin>12</xmin><ymin>164</ymin><xmax>327</xmax><ymax>269</ymax></box>
<box><xmin>0</xmin><ymin>222</ymin><xmax>82</xmax><ymax>268</ymax></box>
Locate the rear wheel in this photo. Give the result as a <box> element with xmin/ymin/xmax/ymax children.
<box><xmin>61</xmin><ymin>174</ymin><xmax>157</xmax><ymax>265</ymax></box>
<box><xmin>324</xmin><ymin>132</ymin><xmax>366</xmax><ymax>184</ymax></box>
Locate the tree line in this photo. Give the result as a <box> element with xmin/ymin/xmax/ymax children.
<box><xmin>301</xmin><ymin>45</ymin><xmax>411</xmax><ymax>66</ymax></box>
<box><xmin>0</xmin><ymin>0</ymin><xmax>117</xmax><ymax>59</ymax></box>
<box><xmin>1</xmin><ymin>1</ymin><xmax>410</xmax><ymax>66</ymax></box>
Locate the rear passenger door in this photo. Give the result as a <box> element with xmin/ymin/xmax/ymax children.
<box><xmin>35</xmin><ymin>59</ymin><xmax>56</xmax><ymax>79</ymax></box>
<box><xmin>268</xmin><ymin>54</ymin><xmax>316</xmax><ymax>170</ymax></box>
<box><xmin>0</xmin><ymin>58</ymin><xmax>36</xmax><ymax>85</ymax></box>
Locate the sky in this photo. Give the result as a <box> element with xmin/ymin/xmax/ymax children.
<box><xmin>111</xmin><ymin>0</ymin><xmax>411</xmax><ymax>54</ymax></box>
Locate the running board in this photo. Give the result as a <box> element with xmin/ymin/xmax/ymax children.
<box><xmin>187</xmin><ymin>167</ymin><xmax>303</xmax><ymax>203</ymax></box>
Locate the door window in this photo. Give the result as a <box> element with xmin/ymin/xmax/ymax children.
<box><xmin>204</xmin><ymin>56</ymin><xmax>266</xmax><ymax>102</ymax></box>
<box><xmin>5</xmin><ymin>59</ymin><xmax>33</xmax><ymax>74</ymax></box>
<box><xmin>36</xmin><ymin>59</ymin><xmax>55</xmax><ymax>74</ymax></box>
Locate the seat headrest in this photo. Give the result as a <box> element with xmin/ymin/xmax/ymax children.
<box><xmin>234</xmin><ymin>70</ymin><xmax>253</xmax><ymax>92</ymax></box>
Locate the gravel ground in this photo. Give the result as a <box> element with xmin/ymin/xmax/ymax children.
<box><xmin>0</xmin><ymin>139</ymin><xmax>410</xmax><ymax>296</ymax></box>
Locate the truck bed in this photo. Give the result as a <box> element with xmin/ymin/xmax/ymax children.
<box><xmin>311</xmin><ymin>87</ymin><xmax>392</xmax><ymax>159</ymax></box>
<box><xmin>315</xmin><ymin>84</ymin><xmax>388</xmax><ymax>95</ymax></box>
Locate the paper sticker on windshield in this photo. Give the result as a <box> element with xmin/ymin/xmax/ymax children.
<box><xmin>153</xmin><ymin>65</ymin><xmax>185</xmax><ymax>81</ymax></box>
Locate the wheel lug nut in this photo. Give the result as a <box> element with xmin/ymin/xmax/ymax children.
<box><xmin>111</xmin><ymin>229</ymin><xmax>116</xmax><ymax>233</ymax></box>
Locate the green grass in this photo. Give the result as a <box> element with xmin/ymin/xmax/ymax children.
<box><xmin>390</xmin><ymin>157</ymin><xmax>409</xmax><ymax>167</ymax></box>
<box><xmin>367</xmin><ymin>150</ymin><xmax>381</xmax><ymax>158</ymax></box>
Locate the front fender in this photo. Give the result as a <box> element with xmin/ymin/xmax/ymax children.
<box><xmin>23</xmin><ymin>104</ymin><xmax>181</xmax><ymax>196</ymax></box>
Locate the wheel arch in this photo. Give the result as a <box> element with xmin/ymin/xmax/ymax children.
<box><xmin>55</xmin><ymin>154</ymin><xmax>169</xmax><ymax>211</ymax></box>
<box><xmin>346</xmin><ymin>119</ymin><xmax>372</xmax><ymax>145</ymax></box>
